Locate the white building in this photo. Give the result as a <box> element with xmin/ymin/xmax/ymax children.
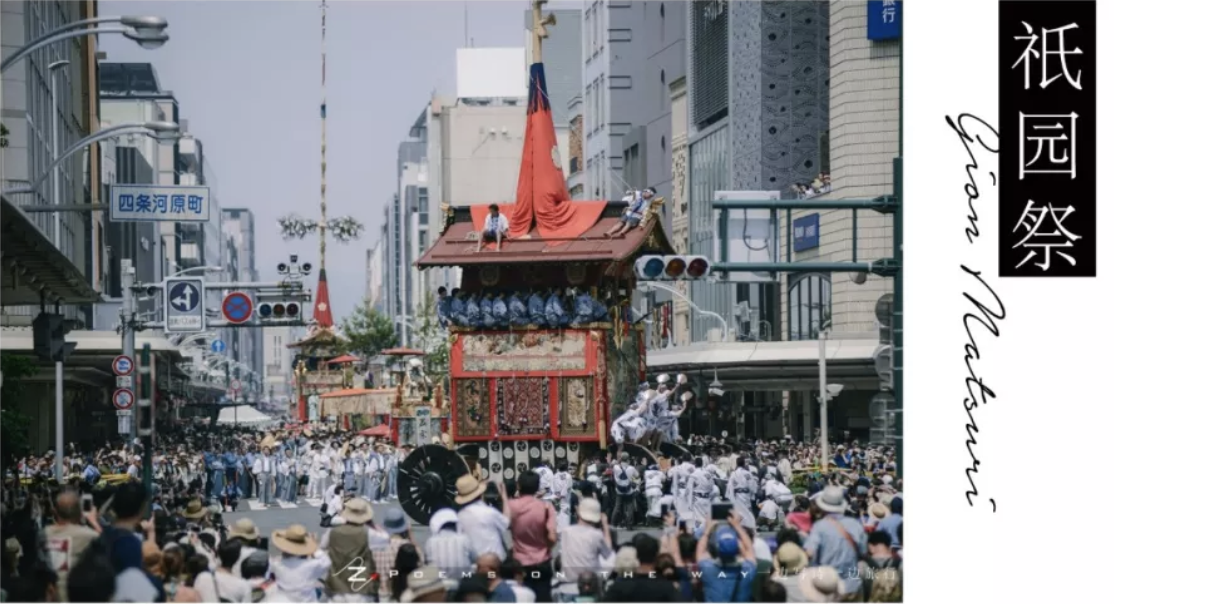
<box><xmin>421</xmin><ymin>47</ymin><xmax>527</xmax><ymax>299</ymax></box>
<box><xmin>260</xmin><ymin>325</ymin><xmax>298</xmax><ymax>406</ymax></box>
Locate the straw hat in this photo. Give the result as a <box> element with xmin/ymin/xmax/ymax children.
<box><xmin>815</xmin><ymin>486</ymin><xmax>848</xmax><ymax>514</ymax></box>
<box><xmin>577</xmin><ymin>498</ymin><xmax>603</xmax><ymax>524</ymax></box>
<box><xmin>776</xmin><ymin>542</ymin><xmax>808</xmax><ymax>574</ymax></box>
<box><xmin>401</xmin><ymin>566</ymin><xmax>448</xmax><ymax>603</ymax></box>
<box><xmin>454</xmin><ymin>474</ymin><xmax>487</xmax><ymax>505</ymax></box>
<box><xmin>271</xmin><ymin>525</ymin><xmax>318</xmax><ymax>557</ymax></box>
<box><xmin>181</xmin><ymin>499</ymin><xmax>208</xmax><ymax>520</ymax></box>
<box><xmin>341</xmin><ymin>497</ymin><xmax>374</xmax><ymax>524</ymax></box>
<box><xmin>869</xmin><ymin>502</ymin><xmax>890</xmax><ymax>521</ymax></box>
<box><xmin>799</xmin><ymin>566</ymin><xmax>843</xmax><ymax>602</ymax></box>
<box><xmin>229</xmin><ymin>518</ymin><xmax>259</xmax><ymax>541</ymax></box>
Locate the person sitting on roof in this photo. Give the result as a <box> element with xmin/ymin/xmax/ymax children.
<box><xmin>507</xmin><ymin>291</ymin><xmax>528</xmax><ymax>327</ymax></box>
<box><xmin>605</xmin><ymin>188</ymin><xmax>656</xmax><ymax>239</ymax></box>
<box><xmin>527</xmin><ymin>290</ymin><xmax>547</xmax><ymax>328</ymax></box>
<box><xmin>476</xmin><ymin>203</ymin><xmax>510</xmax><ymax>252</ymax></box>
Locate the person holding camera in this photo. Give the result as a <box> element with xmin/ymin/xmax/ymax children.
<box><xmin>694</xmin><ymin>509</ymin><xmax>757</xmax><ymax>603</ymax></box>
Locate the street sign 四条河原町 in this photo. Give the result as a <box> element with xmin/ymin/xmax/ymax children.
<box><xmin>109</xmin><ymin>185</ymin><xmax>212</xmax><ymax>222</ymax></box>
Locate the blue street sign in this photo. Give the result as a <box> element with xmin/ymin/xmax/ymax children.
<box><xmin>868</xmin><ymin>1</ymin><xmax>901</xmax><ymax>41</ymax></box>
<box><xmin>109</xmin><ymin>185</ymin><xmax>212</xmax><ymax>223</ymax></box>
<box><xmin>793</xmin><ymin>213</ymin><xmax>821</xmax><ymax>252</ymax></box>
<box><xmin>211</xmin><ymin>339</ymin><xmax>226</xmax><ymax>354</ymax></box>
<box><xmin>164</xmin><ymin>277</ymin><xmax>206</xmax><ymax>333</ymax></box>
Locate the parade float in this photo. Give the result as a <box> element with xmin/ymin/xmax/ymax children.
<box><xmin>392</xmin><ymin>0</ymin><xmax>691</xmax><ymax>524</ymax></box>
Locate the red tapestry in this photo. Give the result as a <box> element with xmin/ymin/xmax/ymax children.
<box><xmin>497</xmin><ymin>378</ymin><xmax>550</xmax><ymax>437</ymax></box>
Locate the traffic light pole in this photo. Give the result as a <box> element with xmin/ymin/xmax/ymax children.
<box><xmin>122</xmin><ymin>259</ymin><xmax>137</xmax><ymax>439</ymax></box>
<box><xmin>709</xmin><ymin>174</ymin><xmax>903</xmax><ymax>476</ymax></box>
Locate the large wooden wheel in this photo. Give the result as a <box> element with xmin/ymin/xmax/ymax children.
<box><xmin>397</xmin><ymin>444</ymin><xmax>470</xmax><ymax>525</ymax></box>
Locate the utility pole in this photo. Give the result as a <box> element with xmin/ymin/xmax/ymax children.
<box><xmin>818</xmin><ymin>327</ymin><xmax>829</xmax><ymax>472</ymax></box>
<box><xmin>140</xmin><ymin>342</ymin><xmax>153</xmax><ymax>505</ymax></box>
<box><xmin>122</xmin><ymin>259</ymin><xmax>136</xmax><ymax>436</ymax></box>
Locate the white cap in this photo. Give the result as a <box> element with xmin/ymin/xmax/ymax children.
<box><xmin>657</xmin><ymin>374</ymin><xmax>670</xmax><ymax>384</ymax></box>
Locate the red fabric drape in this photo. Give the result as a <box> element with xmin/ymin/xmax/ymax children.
<box><xmin>477</xmin><ymin>63</ymin><xmax>605</xmax><ymax>244</ymax></box>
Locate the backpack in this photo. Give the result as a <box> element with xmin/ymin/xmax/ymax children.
<box><xmin>866</xmin><ymin>557</ymin><xmax>902</xmax><ymax>602</ymax></box>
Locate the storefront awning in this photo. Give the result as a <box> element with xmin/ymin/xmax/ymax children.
<box><xmin>1</xmin><ymin>195</ymin><xmax>100</xmax><ymax>305</ymax></box>
<box><xmin>647</xmin><ymin>338</ymin><xmax>882</xmax><ymax>390</ymax></box>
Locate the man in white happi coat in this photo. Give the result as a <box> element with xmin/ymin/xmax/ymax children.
<box><xmin>669</xmin><ymin>456</ymin><xmax>695</xmax><ymax>521</ymax></box>
<box><xmin>365</xmin><ymin>444</ymin><xmax>385</xmax><ymax>502</ymax></box>
<box><xmin>688</xmin><ymin>459</ymin><xmax>715</xmax><ymax>530</ymax></box>
<box><xmin>552</xmin><ymin>460</ymin><xmax>574</xmax><ymax>529</ymax></box>
<box><xmin>350</xmin><ymin>443</ymin><xmax>367</xmax><ymax>497</ymax></box>
<box><xmin>726</xmin><ymin>457</ymin><xmax>759</xmax><ymax>531</ymax></box>
<box><xmin>253</xmin><ymin>447</ymin><xmax>277</xmax><ymax>506</ymax></box>
<box><xmin>308</xmin><ymin>445</ymin><xmax>330</xmax><ymax>500</ymax></box>
<box><xmin>643</xmin><ymin>463</ymin><xmax>665</xmax><ymax>527</ymax></box>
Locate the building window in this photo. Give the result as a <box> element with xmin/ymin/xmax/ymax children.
<box><xmin>788</xmin><ymin>274</ymin><xmax>832</xmax><ymax>340</ymax></box>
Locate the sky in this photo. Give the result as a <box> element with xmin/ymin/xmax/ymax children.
<box><xmin>98</xmin><ymin>0</ymin><xmax>554</xmax><ymax>323</ymax></box>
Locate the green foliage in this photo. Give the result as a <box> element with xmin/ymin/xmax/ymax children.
<box><xmin>414</xmin><ymin>290</ymin><xmax>449</xmax><ymax>389</ymax></box>
<box><xmin>339</xmin><ymin>299</ymin><xmax>398</xmax><ymax>366</ymax></box>
<box><xmin>1</xmin><ymin>354</ymin><xmax>38</xmax><ymax>463</ymax></box>
<box><xmin>0</xmin><ymin>123</ymin><xmax>9</xmax><ymax>148</ymax></box>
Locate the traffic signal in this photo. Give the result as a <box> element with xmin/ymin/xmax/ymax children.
<box><xmin>257</xmin><ymin>296</ymin><xmax>304</xmax><ymax>324</ymax></box>
<box><xmin>33</xmin><ymin>312</ymin><xmax>76</xmax><ymax>362</ymax></box>
<box><xmin>634</xmin><ymin>255</ymin><xmax>712</xmax><ymax>281</ymax></box>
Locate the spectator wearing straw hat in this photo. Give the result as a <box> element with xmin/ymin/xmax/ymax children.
<box><xmin>270</xmin><ymin>524</ymin><xmax>329</xmax><ymax>603</ymax></box>
<box><xmin>321</xmin><ymin>497</ymin><xmax>391</xmax><ymax>602</ymax></box>
<box><xmin>228</xmin><ymin>518</ymin><xmax>263</xmax><ymax>574</ymax></box>
<box><xmin>455</xmin><ymin>475</ymin><xmax>512</xmax><ymax>560</ymax></box>
<box><xmin>800</xmin><ymin>566</ymin><xmax>844</xmax><ymax>603</ymax></box>
<box><xmin>805</xmin><ymin>486</ymin><xmax>867</xmax><ymax>601</ymax></box>
<box><xmin>400</xmin><ymin>566</ymin><xmax>448</xmax><ymax>603</ymax></box>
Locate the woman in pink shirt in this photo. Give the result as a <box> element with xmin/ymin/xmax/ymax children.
<box><xmin>508</xmin><ymin>471</ymin><xmax>558</xmax><ymax>602</ymax></box>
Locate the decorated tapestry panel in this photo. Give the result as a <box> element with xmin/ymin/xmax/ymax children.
<box><xmin>496</xmin><ymin>377</ymin><xmax>550</xmax><ymax>437</ymax></box>
<box><xmin>454</xmin><ymin>378</ymin><xmax>491</xmax><ymax>438</ymax></box>
<box><xmin>460</xmin><ymin>331</ymin><xmax>588</xmax><ymax>373</ymax></box>
<box><xmin>557</xmin><ymin>377</ymin><xmax>596</xmax><ymax>438</ymax></box>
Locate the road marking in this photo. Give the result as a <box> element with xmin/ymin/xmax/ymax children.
<box><xmin>247</xmin><ymin>501</ymin><xmax>267</xmax><ymax>511</ymax></box>
<box><xmin>306</xmin><ymin>499</ymin><xmax>324</xmax><ymax>506</ymax></box>
<box><xmin>279</xmin><ymin>502</ymin><xmax>298</xmax><ymax>509</ymax></box>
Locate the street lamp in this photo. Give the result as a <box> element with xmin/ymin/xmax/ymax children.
<box><xmin>5</xmin><ymin>121</ymin><xmax>181</xmax><ymax>197</ymax></box>
<box><xmin>169</xmin><ymin>266</ymin><xmax>224</xmax><ymax>279</ymax></box>
<box><xmin>0</xmin><ymin>16</ymin><xmax>169</xmax><ymax>73</ymax></box>
<box><xmin>637</xmin><ymin>281</ymin><xmax>731</xmax><ymax>344</ymax></box>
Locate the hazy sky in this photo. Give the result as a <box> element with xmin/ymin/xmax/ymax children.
<box><xmin>99</xmin><ymin>0</ymin><xmax>555</xmax><ymax>322</ymax></box>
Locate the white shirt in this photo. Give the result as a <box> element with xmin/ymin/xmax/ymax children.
<box><xmin>327</xmin><ymin>493</ymin><xmax>343</xmax><ymax>516</ymax></box>
<box><xmin>457</xmin><ymin>501</ymin><xmax>510</xmax><ymax>560</ymax></box>
<box><xmin>270</xmin><ymin>550</ymin><xmax>331</xmax><ymax>603</ymax></box>
<box><xmin>367</xmin><ymin>454</ymin><xmax>382</xmax><ymax>474</ymax></box>
<box><xmin>506</xmin><ymin>579</ymin><xmax>536</xmax><ymax>604</ymax></box>
<box><xmin>759</xmin><ymin>499</ymin><xmax>780</xmax><ymax>521</ymax></box>
<box><xmin>485</xmin><ymin>213</ymin><xmax>510</xmax><ymax>233</ymax></box>
<box><xmin>195</xmin><ymin>569</ymin><xmax>253</xmax><ymax>603</ymax></box>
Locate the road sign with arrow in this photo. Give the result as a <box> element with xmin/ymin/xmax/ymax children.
<box><xmin>164</xmin><ymin>277</ymin><xmax>206</xmax><ymax>333</ymax></box>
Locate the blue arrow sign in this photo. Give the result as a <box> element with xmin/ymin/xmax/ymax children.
<box><xmin>169</xmin><ymin>281</ymin><xmax>200</xmax><ymax>312</ymax></box>
<box><xmin>211</xmin><ymin>339</ymin><xmax>226</xmax><ymax>354</ymax></box>
<box><xmin>164</xmin><ymin>277</ymin><xmax>206</xmax><ymax>333</ymax></box>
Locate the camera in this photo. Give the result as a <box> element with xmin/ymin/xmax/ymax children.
<box><xmin>301</xmin><ymin>262</ymin><xmax>313</xmax><ymax>275</ymax></box>
<box><xmin>289</xmin><ymin>254</ymin><xmax>299</xmax><ymax>263</ymax></box>
<box><xmin>277</xmin><ymin>263</ymin><xmax>289</xmax><ymax>275</ymax></box>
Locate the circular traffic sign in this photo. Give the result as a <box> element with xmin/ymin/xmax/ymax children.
<box><xmin>112</xmin><ymin>355</ymin><xmax>134</xmax><ymax>376</ymax></box>
<box><xmin>222</xmin><ymin>292</ymin><xmax>254</xmax><ymax>324</ymax></box>
<box><xmin>231</xmin><ymin>379</ymin><xmax>242</xmax><ymax>392</ymax></box>
<box><xmin>112</xmin><ymin>388</ymin><xmax>135</xmax><ymax>410</ymax></box>
<box><xmin>168</xmin><ymin>281</ymin><xmax>202</xmax><ymax>312</ymax></box>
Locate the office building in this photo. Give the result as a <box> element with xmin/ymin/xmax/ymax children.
<box><xmin>365</xmin><ymin>232</ymin><xmax>385</xmax><ymax>313</ymax></box>
<box><xmin>685</xmin><ymin>0</ymin><xmax>831</xmax><ymax>344</ymax></box>
<box><xmin>1</xmin><ymin>0</ymin><xmax>100</xmax><ymax>330</ymax></box>
<box><xmin>422</xmin><ymin>47</ymin><xmax>527</xmax><ymax>299</ymax></box>
<box><xmin>396</xmin><ymin>136</ymin><xmax>428</xmax><ymax>345</ymax></box>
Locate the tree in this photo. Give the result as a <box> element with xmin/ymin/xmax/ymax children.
<box><xmin>1</xmin><ymin>354</ymin><xmax>37</xmax><ymax>465</ymax></box>
<box><xmin>339</xmin><ymin>299</ymin><xmax>398</xmax><ymax>368</ymax></box>
<box><xmin>0</xmin><ymin>123</ymin><xmax>9</xmax><ymax>148</ymax></box>
<box><xmin>413</xmin><ymin>290</ymin><xmax>450</xmax><ymax>389</ymax></box>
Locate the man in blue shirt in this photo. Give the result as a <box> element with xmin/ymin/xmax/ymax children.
<box><xmin>695</xmin><ymin>514</ymin><xmax>757</xmax><ymax>603</ymax></box>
